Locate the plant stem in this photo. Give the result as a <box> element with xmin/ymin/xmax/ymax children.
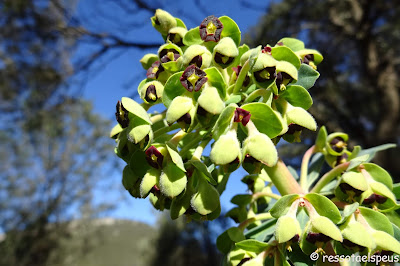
<box><xmin>243</xmin><ymin>89</ymin><xmax>270</xmax><ymax>104</ymax></box>
<box><xmin>150</xmin><ymin>112</ymin><xmax>166</xmax><ymax>123</ymax></box>
<box><xmin>192</xmin><ymin>137</ymin><xmax>212</xmax><ymax>160</ymax></box>
<box><xmin>153</xmin><ymin>123</ymin><xmax>180</xmax><ymax>139</ymax></box>
<box><xmin>310</xmin><ymin>162</ymin><xmax>350</xmax><ymax>193</ymax></box>
<box><xmin>178</xmin><ymin>131</ymin><xmax>205</xmax><ymax>157</ymax></box>
<box><xmin>265</xmin><ymin>159</ymin><xmax>304</xmax><ymax>196</ymax></box>
<box><xmin>238</xmin><ymin>212</ymin><xmax>273</xmax><ymax>230</ymax></box>
<box><xmin>300</xmin><ymin>145</ymin><xmax>316</xmax><ymax>192</ymax></box>
<box><xmin>252</xmin><ymin>192</ymin><xmax>281</xmax><ymax>201</ymax></box>
<box><xmin>167</xmin><ymin>129</ymin><xmax>187</xmax><ymax>147</ymax></box>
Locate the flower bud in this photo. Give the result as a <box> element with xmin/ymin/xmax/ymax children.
<box><xmin>198</xmin><ymin>85</ymin><xmax>225</xmax><ymax>114</ymax></box>
<box><xmin>243</xmin><ymin>132</ymin><xmax>278</xmax><ymax>167</ymax></box>
<box><xmin>190</xmin><ymin>177</ymin><xmax>220</xmax><ymax>215</ymax></box>
<box><xmin>339</xmin><ymin>219</ymin><xmax>375</xmax><ymax>251</ymax></box>
<box><xmin>159</xmin><ymin>163</ymin><xmax>187</xmax><ymax>198</ymax></box>
<box><xmin>210</xmin><ymin>130</ymin><xmax>241</xmax><ymax>166</ymax></box>
<box><xmin>275</xmin><ymin>216</ymin><xmax>302</xmax><ymax>244</ymax></box>
<box><xmin>335</xmin><ymin>171</ymin><xmax>368</xmax><ymax>202</ymax></box>
<box><xmin>158</xmin><ymin>43</ymin><xmax>183</xmax><ymax>71</ymax></box>
<box><xmin>182</xmin><ymin>44</ymin><xmax>212</xmax><ymax>69</ymax></box>
<box><xmin>151</xmin><ymin>9</ymin><xmax>177</xmax><ymax>35</ymax></box>
<box><xmin>309</xmin><ymin>216</ymin><xmax>343</xmax><ymax>243</ymax></box>
<box><xmin>140</xmin><ymin>168</ymin><xmax>161</xmax><ymax>198</ymax></box>
<box><xmin>199</xmin><ymin>15</ymin><xmax>223</xmax><ymax>42</ymax></box>
<box><xmin>166</xmin><ymin>96</ymin><xmax>195</xmax><ymax>125</ymax></box>
<box><xmin>213</xmin><ymin>37</ymin><xmax>239</xmax><ymax>68</ymax></box>
<box><xmin>167</xmin><ymin>26</ymin><xmax>187</xmax><ymax>47</ymax></box>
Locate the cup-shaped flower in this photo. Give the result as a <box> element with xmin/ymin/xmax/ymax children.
<box><xmin>180</xmin><ymin>65</ymin><xmax>208</xmax><ymax>92</ymax></box>
<box><xmin>146</xmin><ymin>60</ymin><xmax>165</xmax><ymax>80</ymax></box>
<box><xmin>166</xmin><ymin>96</ymin><xmax>195</xmax><ymax>125</ymax></box>
<box><xmin>213</xmin><ymin>37</ymin><xmax>239</xmax><ymax>68</ymax></box>
<box><xmin>197</xmin><ymin>85</ymin><xmax>225</xmax><ymax>115</ymax></box>
<box><xmin>167</xmin><ymin>26</ymin><xmax>187</xmax><ymax>47</ymax></box>
<box><xmin>325</xmin><ymin>132</ymin><xmax>348</xmax><ymax>156</ymax></box>
<box><xmin>190</xmin><ymin>177</ymin><xmax>220</xmax><ymax>215</ymax></box>
<box><xmin>243</xmin><ymin>132</ymin><xmax>278</xmax><ymax>167</ymax></box>
<box><xmin>339</xmin><ymin>218</ymin><xmax>375</xmax><ymax>252</ymax></box>
<box><xmin>360</xmin><ymin>182</ymin><xmax>396</xmax><ymax>210</ymax></box>
<box><xmin>371</xmin><ymin>230</ymin><xmax>400</xmax><ymax>255</ymax></box>
<box><xmin>158</xmin><ymin>43</ymin><xmax>182</xmax><ymax>64</ymax></box>
<box><xmin>210</xmin><ymin>129</ymin><xmax>241</xmax><ymax>167</ymax></box>
<box><xmin>159</xmin><ymin>162</ymin><xmax>187</xmax><ymax>198</ymax></box>
<box><xmin>115</xmin><ymin>100</ymin><xmax>129</xmax><ymax>128</ymax></box>
<box><xmin>139</xmin><ymin>80</ymin><xmax>164</xmax><ymax>104</ymax></box>
<box><xmin>308</xmin><ymin>216</ymin><xmax>343</xmax><ymax>243</ymax></box>
<box><xmin>251</xmin><ymin>53</ymin><xmax>277</xmax><ymax>88</ymax></box>
<box><xmin>151</xmin><ymin>9</ymin><xmax>177</xmax><ymax>35</ymax></box>
<box><xmin>335</xmin><ymin>172</ymin><xmax>368</xmax><ymax>202</ymax></box>
<box><xmin>182</xmin><ymin>44</ymin><xmax>212</xmax><ymax>69</ymax></box>
<box><xmin>140</xmin><ymin>53</ymin><xmax>158</xmax><ymax>70</ymax></box>
<box><xmin>281</xmin><ymin>123</ymin><xmax>304</xmax><ymax>143</ymax></box>
<box><xmin>234</xmin><ymin>108</ymin><xmax>251</xmax><ymax>126</ymax></box>
<box><xmin>227</xmin><ymin>247</ymin><xmax>256</xmax><ymax>266</ymax></box>
<box><xmin>199</xmin><ymin>15</ymin><xmax>223</xmax><ymax>42</ymax></box>
<box><xmin>145</xmin><ymin>146</ymin><xmax>164</xmax><ymax>169</ymax></box>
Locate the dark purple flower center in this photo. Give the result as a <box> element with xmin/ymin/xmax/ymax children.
<box><xmin>214</xmin><ymin>52</ymin><xmax>235</xmax><ymax>67</ymax></box>
<box><xmin>306</xmin><ymin>232</ymin><xmax>331</xmax><ymax>244</ymax></box>
<box><xmin>234</xmin><ymin>108</ymin><xmax>251</xmax><ymax>126</ymax></box>
<box><xmin>254</xmin><ymin>66</ymin><xmax>276</xmax><ymax>83</ymax></box>
<box><xmin>339</xmin><ymin>182</ymin><xmax>363</xmax><ymax>197</ymax></box>
<box><xmin>145</xmin><ymin>85</ymin><xmax>158</xmax><ymax>102</ymax></box>
<box><xmin>330</xmin><ymin>137</ymin><xmax>346</xmax><ymax>153</ymax></box>
<box><xmin>115</xmin><ymin>100</ymin><xmax>129</xmax><ymax>128</ymax></box>
<box><xmin>262</xmin><ymin>46</ymin><xmax>272</xmax><ymax>54</ymax></box>
<box><xmin>167</xmin><ymin>33</ymin><xmax>184</xmax><ymax>46</ymax></box>
<box><xmin>145</xmin><ymin>146</ymin><xmax>164</xmax><ymax>169</ymax></box>
<box><xmin>180</xmin><ymin>65</ymin><xmax>208</xmax><ymax>92</ymax></box>
<box><xmin>363</xmin><ymin>193</ymin><xmax>387</xmax><ymax>205</ymax></box>
<box><xmin>199</xmin><ymin>15</ymin><xmax>223</xmax><ymax>42</ymax></box>
<box><xmin>232</xmin><ymin>65</ymin><xmax>250</xmax><ymax>87</ymax></box>
<box><xmin>159</xmin><ymin>49</ymin><xmax>180</xmax><ymax>63</ymax></box>
<box><xmin>189</xmin><ymin>55</ymin><xmax>203</xmax><ymax>68</ymax></box>
<box><xmin>146</xmin><ymin>61</ymin><xmax>164</xmax><ymax>79</ymax></box>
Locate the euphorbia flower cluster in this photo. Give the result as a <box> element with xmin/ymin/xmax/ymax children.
<box><xmin>110</xmin><ymin>9</ymin><xmax>400</xmax><ymax>265</ymax></box>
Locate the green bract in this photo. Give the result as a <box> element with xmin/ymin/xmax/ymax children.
<box><xmin>109</xmin><ymin>9</ymin><xmax>399</xmax><ymax>264</ymax></box>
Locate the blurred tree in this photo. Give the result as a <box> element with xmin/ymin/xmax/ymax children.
<box><xmin>0</xmin><ymin>99</ymin><xmax>114</xmax><ymax>266</ymax></box>
<box><xmin>244</xmin><ymin>0</ymin><xmax>400</xmax><ymax>179</ymax></box>
<box><xmin>149</xmin><ymin>215</ymin><xmax>225</xmax><ymax>266</ymax></box>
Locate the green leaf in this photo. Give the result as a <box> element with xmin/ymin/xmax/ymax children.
<box><xmin>212</xmin><ymin>104</ymin><xmax>237</xmax><ymax>140</ymax></box>
<box><xmin>346</xmin><ymin>154</ymin><xmax>370</xmax><ymax>170</ymax></box>
<box><xmin>292</xmin><ymin>64</ymin><xmax>320</xmax><ymax>90</ymax></box>
<box><xmin>235</xmin><ymin>239</ymin><xmax>269</xmax><ymax>253</ymax></box>
<box><xmin>175</xmin><ymin>18</ymin><xmax>186</xmax><ymax>29</ymax></box>
<box><xmin>241</xmin><ymin>102</ymin><xmax>284</xmax><ymax>138</ymax></box>
<box><xmin>231</xmin><ymin>194</ymin><xmax>253</xmax><ymax>206</ymax></box>
<box><xmin>340</xmin><ymin>202</ymin><xmax>359</xmax><ymax>223</ymax></box>
<box><xmin>286</xmin><ymin>106</ymin><xmax>317</xmax><ymax>131</ymax></box>
<box><xmin>280</xmin><ymin>85</ymin><xmax>313</xmax><ymax>110</ymax></box>
<box><xmin>217</xmin><ymin>227</ymin><xmax>245</xmax><ymax>254</ymax></box>
<box><xmin>275</xmin><ymin>216</ymin><xmax>302</xmax><ymax>243</ymax></box>
<box><xmin>315</xmin><ymin>126</ymin><xmax>327</xmax><ymax>152</ymax></box>
<box><xmin>362</xmin><ymin>163</ymin><xmax>393</xmax><ymax>190</ymax></box>
<box><xmin>140</xmin><ymin>168</ymin><xmax>160</xmax><ymax>198</ymax></box>
<box><xmin>270</xmin><ymin>194</ymin><xmax>300</xmax><ymax>218</ymax></box>
<box><xmin>189</xmin><ymin>159</ymin><xmax>217</xmax><ymax>185</ymax></box>
<box><xmin>162</xmin><ymin>71</ymin><xmax>186</xmax><ymax>108</ymax></box>
<box><xmin>122</xmin><ymin>165</ymin><xmax>139</xmax><ymax>190</ymax></box>
<box><xmin>204</xmin><ymin>67</ymin><xmax>227</xmax><ymax>99</ymax></box>
<box><xmin>311</xmin><ymin>216</ymin><xmax>342</xmax><ymax>242</ymax></box>
<box><xmin>121</xmin><ymin>97</ymin><xmax>151</xmax><ymax>124</ymax></box>
<box><xmin>110</xmin><ymin>123</ymin><xmax>123</xmax><ymax>139</ymax></box>
<box><xmin>341</xmin><ymin>221</ymin><xmax>374</xmax><ymax>249</ymax></box>
<box><xmin>306</xmin><ymin>153</ymin><xmax>325</xmax><ymax>188</ymax></box>
<box><xmin>393</xmin><ymin>183</ymin><xmax>400</xmax><ymax>200</ymax></box>
<box><xmin>277</xmin><ymin>38</ymin><xmax>305</xmax><ymax>52</ymax></box>
<box><xmin>129</xmin><ymin>149</ymin><xmax>150</xmax><ymax>177</ymax></box>
<box><xmin>271</xmin><ymin>46</ymin><xmax>301</xmax><ymax>69</ymax></box>
<box><xmin>244</xmin><ymin>219</ymin><xmax>277</xmax><ymax>241</ymax></box>
<box><xmin>190</xmin><ymin>177</ymin><xmax>220</xmax><ymax>215</ymax></box>
<box><xmin>357</xmin><ymin>143</ymin><xmax>396</xmax><ymax>161</ymax></box>
<box><xmin>127</xmin><ymin>116</ymin><xmax>151</xmax><ymax>144</ymax></box>
<box><xmin>305</xmin><ymin>193</ymin><xmax>342</xmax><ymax>223</ymax></box>
<box><xmin>358</xmin><ymin>206</ymin><xmax>394</xmax><ymax>235</ymax></box>
<box><xmin>220</xmin><ymin>16</ymin><xmax>241</xmax><ymax>46</ymax></box>
<box><xmin>225</xmin><ymin>94</ymin><xmax>242</xmax><ymax>104</ymax></box>
<box><xmin>183</xmin><ymin>26</ymin><xmax>202</xmax><ymax>46</ymax></box>
<box><xmin>166</xmin><ymin>143</ymin><xmax>186</xmax><ymax>172</ymax></box>
<box><xmin>243</xmin><ymin>133</ymin><xmax>278</xmax><ymax>167</ymax></box>
<box><xmin>372</xmin><ymin>230</ymin><xmax>400</xmax><ymax>254</ymax></box>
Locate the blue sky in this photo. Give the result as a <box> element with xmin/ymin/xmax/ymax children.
<box><xmin>80</xmin><ymin>0</ymin><xmax>271</xmax><ymax>225</ymax></box>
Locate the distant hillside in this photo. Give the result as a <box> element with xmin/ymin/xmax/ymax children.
<box><xmin>47</xmin><ymin>218</ymin><xmax>157</xmax><ymax>266</ymax></box>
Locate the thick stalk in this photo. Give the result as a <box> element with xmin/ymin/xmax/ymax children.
<box><xmin>153</xmin><ymin>123</ymin><xmax>180</xmax><ymax>139</ymax></box>
<box><xmin>252</xmin><ymin>192</ymin><xmax>281</xmax><ymax>201</ymax></box>
<box><xmin>265</xmin><ymin>159</ymin><xmax>304</xmax><ymax>195</ymax></box>
<box><xmin>243</xmin><ymin>89</ymin><xmax>270</xmax><ymax>104</ymax></box>
<box><xmin>300</xmin><ymin>145</ymin><xmax>316</xmax><ymax>192</ymax></box>
<box><xmin>310</xmin><ymin>162</ymin><xmax>350</xmax><ymax>193</ymax></box>
<box><xmin>191</xmin><ymin>138</ymin><xmax>212</xmax><ymax>160</ymax></box>
<box><xmin>167</xmin><ymin>129</ymin><xmax>187</xmax><ymax>147</ymax></box>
